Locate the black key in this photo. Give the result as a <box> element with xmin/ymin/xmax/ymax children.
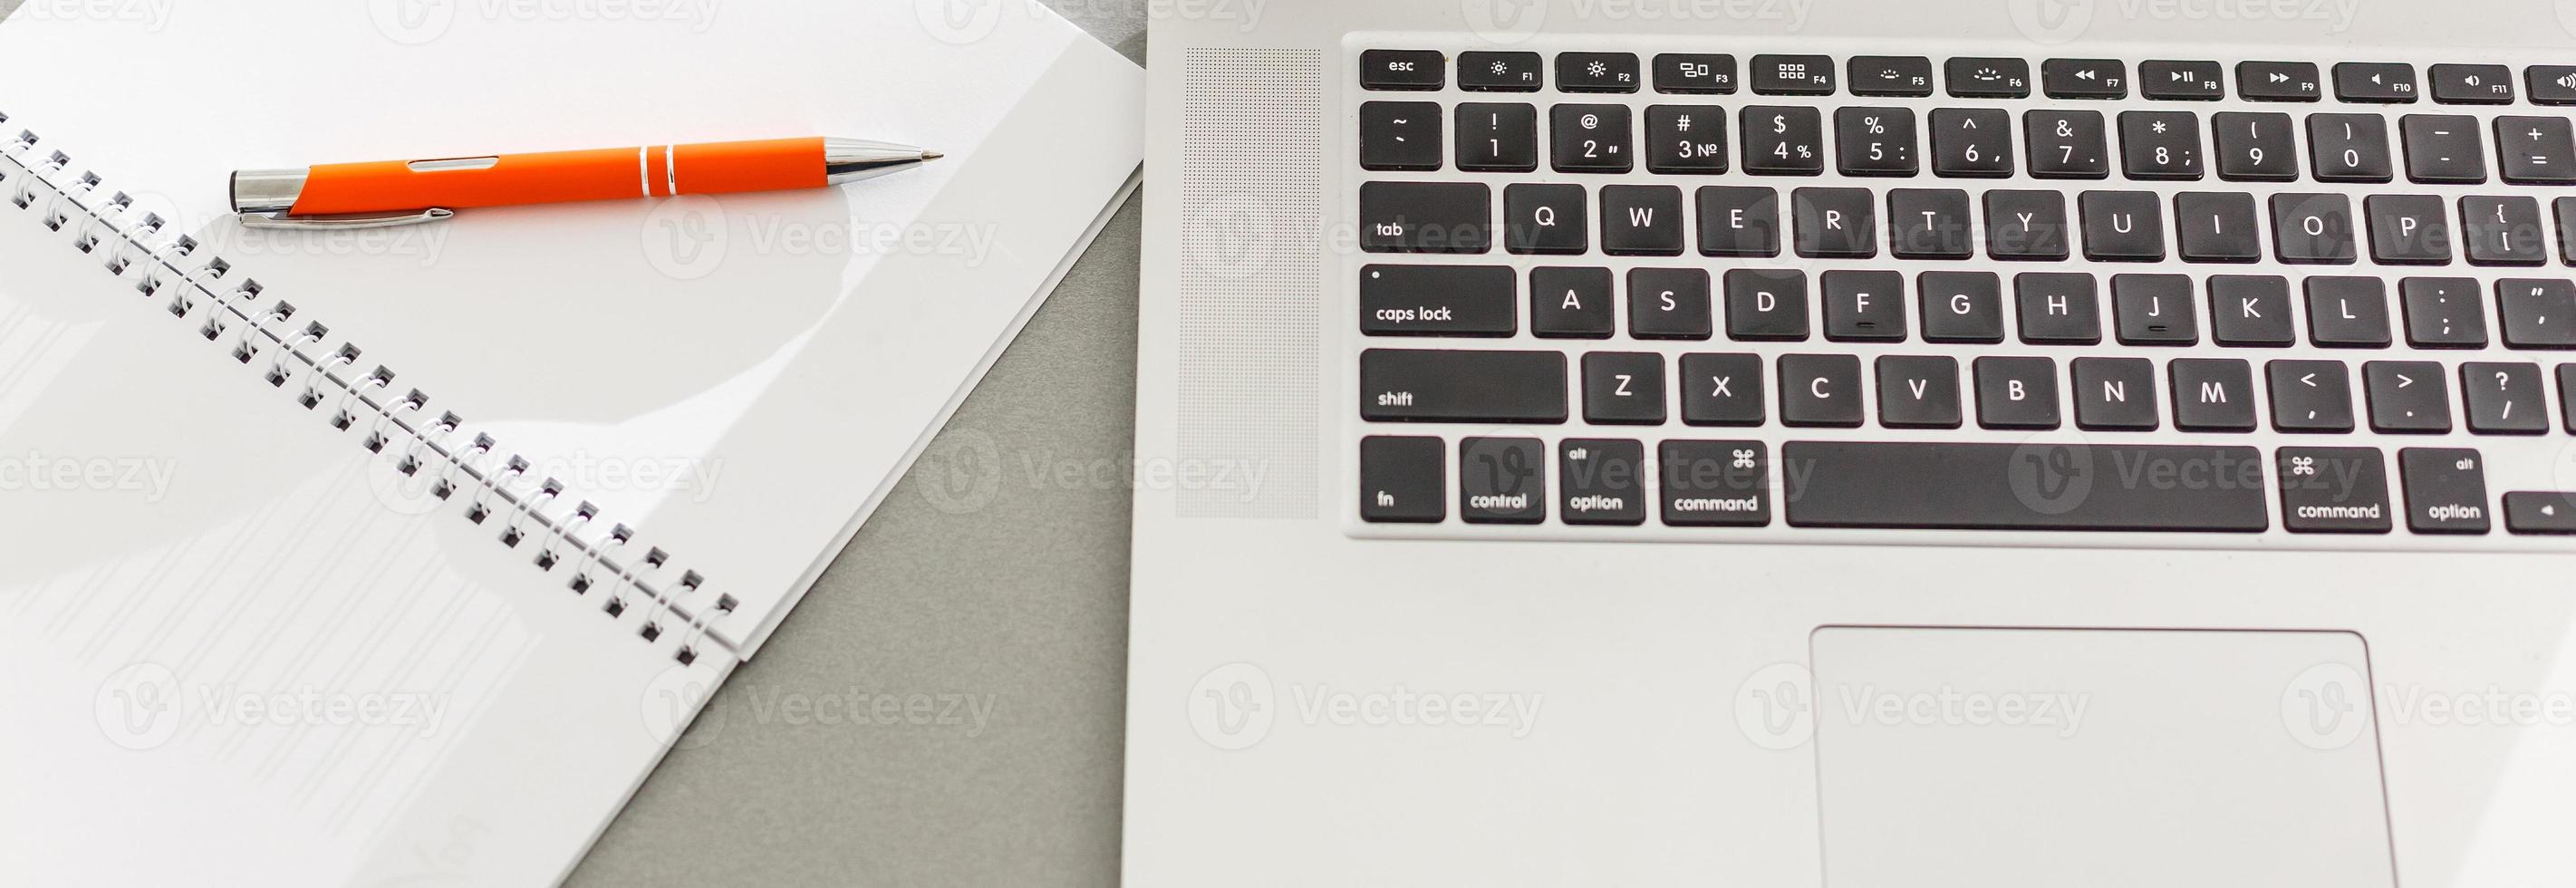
<box><xmin>2504</xmin><ymin>491</ymin><xmax>2576</xmax><ymax>535</ymax></box>
<box><xmin>1749</xmin><ymin>54</ymin><xmax>1835</xmax><ymax>95</ymax></box>
<box><xmin>1877</xmin><ymin>355</ymin><xmax>1963</xmax><ymax>429</ymax></box>
<box><xmin>1459</xmin><ymin>52</ymin><xmax>1543</xmax><ymax>92</ymax></box>
<box><xmin>2398</xmin><ymin>447</ymin><xmax>2490</xmax><ymax>534</ymax></box>
<box><xmin>2462</xmin><ymin>362</ymin><xmax>2549</xmax><ymax>434</ymax></box>
<box><xmin>2562</xmin><ymin>198</ymin><xmax>2576</xmax><ymax>265</ymax></box>
<box><xmin>2498</xmin><ymin>279</ymin><xmax>2576</xmax><ymax>349</ymax></box>
<box><xmin>1655</xmin><ymin>53</ymin><xmax>1737</xmax><ymax>94</ymax></box>
<box><xmin>2170</xmin><ymin>358</ymin><xmax>2258</xmax><ymax>431</ymax></box>
<box><xmin>2364</xmin><ymin>360</ymin><xmax>2451</xmax><ymax>432</ymax></box>
<box><xmin>1823</xmin><ymin>270</ymin><xmax>1907</xmax><ymax>342</ymax></box>
<box><xmin>1552</xmin><ymin>104</ymin><xmax>1634</xmax><ymax>173</ymax></box>
<box><xmin>2175</xmin><ymin>192</ymin><xmax>2262</xmax><ymax>263</ymax></box>
<box><xmin>2015</xmin><ymin>272</ymin><xmax>2101</xmax><ymax>345</ymax></box>
<box><xmin>2267</xmin><ymin>360</ymin><xmax>2356</xmax><ymax>432</ymax></box>
<box><xmin>1659</xmin><ymin>441</ymin><xmax>1771</xmax><ymax>526</ymax></box>
<box><xmin>1456</xmin><ymin>102</ymin><xmax>1540</xmax><ymax>172</ymax></box>
<box><xmin>1501</xmin><ymin>183</ymin><xmax>1587</xmax><ymax>255</ymax></box>
<box><xmin>2026</xmin><ymin>110</ymin><xmax>2110</xmax><ymax>179</ymax></box>
<box><xmin>2278</xmin><ymin>448</ymin><xmax>2393</xmax><ymax>534</ymax></box>
<box><xmin>2270</xmin><ymin>193</ymin><xmax>2357</xmax><ymax>264</ymax></box>
<box><xmin>2431</xmin><ymin>63</ymin><xmax>2514</xmax><ymax>104</ymax></box>
<box><xmin>1584</xmin><ymin>352</ymin><xmax>1667</xmax><ymax>425</ymax></box>
<box><xmin>1946</xmin><ymin>57</ymin><xmax>2031</xmax><ymax>98</ymax></box>
<box><xmin>1725</xmin><ymin>268</ymin><xmax>1810</xmax><ymax>341</ymax></box>
<box><xmin>1919</xmin><ymin>272</ymin><xmax>2006</xmax><ymax>343</ymax></box>
<box><xmin>1779</xmin><ymin>353</ymin><xmax>1864</xmax><ymax>427</ymax></box>
<box><xmin>1360</xmin><ymin>182</ymin><xmax>1491</xmax><ymax>254</ymax></box>
<box><xmin>1360</xmin><ymin>101</ymin><xmax>1442</xmax><ymax>171</ymax></box>
<box><xmin>2072</xmin><ymin>356</ymin><xmax>2159</xmax><ymax>431</ymax></box>
<box><xmin>1791</xmin><ymin>187</ymin><xmax>1877</xmax><ymax>258</ymax></box>
<box><xmin>2239</xmin><ymin>62</ymin><xmax>2322</xmax><ymax>101</ymax></box>
<box><xmin>1741</xmin><ymin>106</ymin><xmax>1825</xmax><ymax>175</ymax></box>
<box><xmin>2399</xmin><ymin>277</ymin><xmax>2489</xmax><ymax>348</ymax></box>
<box><xmin>1888</xmin><ymin>188</ymin><xmax>1973</xmax><ymax>260</ymax></box>
<box><xmin>1361</xmin><ymin>50</ymin><xmax>1443</xmax><ymax>91</ymax></box>
<box><xmin>1836</xmin><ymin>107</ymin><xmax>1918</xmax><ymax>176</ymax></box>
<box><xmin>2080</xmin><ymin>190</ymin><xmax>2166</xmax><ymax>261</ymax></box>
<box><xmin>1780</xmin><ymin>441</ymin><xmax>2268</xmax><ymax>532</ymax></box>
<box><xmin>2308</xmin><ymin>113</ymin><xmax>2394</xmax><ymax>182</ymax></box>
<box><xmin>1849</xmin><ymin>56</ymin><xmax>1934</xmax><ymax>97</ymax></box>
<box><xmin>1929</xmin><ymin>108</ymin><xmax>2013</xmax><ymax>178</ymax></box>
<box><xmin>2210</xmin><ymin>275</ymin><xmax>2296</xmax><ymax>346</ymax></box>
<box><xmin>1360</xmin><ymin>265</ymin><xmax>1516</xmax><ymax>336</ymax></box>
<box><xmin>2112</xmin><ymin>274</ymin><xmax>2196</xmax><ymax>344</ymax></box>
<box><xmin>2402</xmin><ymin>114</ymin><xmax>2486</xmax><ymax>183</ymax></box>
<box><xmin>1359</xmin><ymin>349</ymin><xmax>1568</xmax><ymax>423</ymax></box>
<box><xmin>1680</xmin><ymin>353</ymin><xmax>1765</xmax><ymax>426</ymax></box>
<box><xmin>1627</xmin><ymin>267</ymin><xmax>1712</xmax><ymax>339</ymax></box>
<box><xmin>2213</xmin><ymin>112</ymin><xmax>2300</xmax><ymax>181</ymax></box>
<box><xmin>2364</xmin><ymin>194</ymin><xmax>2450</xmax><ymax>265</ymax></box>
<box><xmin>1984</xmin><ymin>189</ymin><xmax>2071</xmax><ymax>261</ymax></box>
<box><xmin>2462</xmin><ymin>196</ymin><xmax>2548</xmax><ymax>266</ymax></box>
<box><xmin>2495</xmin><ymin>117</ymin><xmax>2576</xmax><ymax>185</ymax></box>
<box><xmin>2305</xmin><ymin>276</ymin><xmax>2391</xmax><ymax>347</ymax></box>
<box><xmin>2531</xmin><ymin>65</ymin><xmax>2576</xmax><ymax>105</ymax></box>
<box><xmin>2042</xmin><ymin>58</ymin><xmax>2127</xmax><ymax>99</ymax></box>
<box><xmin>2118</xmin><ymin>111</ymin><xmax>2205</xmax><ymax>180</ymax></box>
<box><xmin>1458</xmin><ymin>437</ymin><xmax>1546</xmax><ymax>524</ymax></box>
<box><xmin>2141</xmin><ymin>61</ymin><xmax>2225</xmax><ymax>100</ymax></box>
<box><xmin>1974</xmin><ymin>356</ymin><xmax>2060</xmax><ymax>429</ymax></box>
<box><xmin>1557</xmin><ymin>53</ymin><xmax>1641</xmax><ymax>93</ymax></box>
<box><xmin>1601</xmin><ymin>185</ymin><xmax>1685</xmax><ymax>256</ymax></box>
<box><xmin>1530</xmin><ymin>266</ymin><xmax>1614</xmax><ymax>339</ymax></box>
<box><xmin>1645</xmin><ymin>105</ymin><xmax>1730</xmax><ymax>174</ymax></box>
<box><xmin>2336</xmin><ymin>63</ymin><xmax>2418</xmax><ymax>103</ymax></box>
<box><xmin>1559</xmin><ymin>439</ymin><xmax>1646</xmax><ymax>526</ymax></box>
<box><xmin>1696</xmin><ymin>187</ymin><xmax>1781</xmax><ymax>257</ymax></box>
<box><xmin>1358</xmin><ymin>436</ymin><xmax>1444</xmax><ymax>523</ymax></box>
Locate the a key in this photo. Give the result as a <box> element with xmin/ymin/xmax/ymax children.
<box><xmin>1501</xmin><ymin>183</ymin><xmax>1587</xmax><ymax>255</ymax></box>
<box><xmin>1530</xmin><ymin>266</ymin><xmax>1614</xmax><ymax>338</ymax></box>
<box><xmin>2270</xmin><ymin>193</ymin><xmax>2358</xmax><ymax>264</ymax></box>
<box><xmin>2119</xmin><ymin>111</ymin><xmax>2204</xmax><ymax>179</ymax></box>
<box><xmin>1822</xmin><ymin>270</ymin><xmax>1907</xmax><ymax>342</ymax></box>
<box><xmin>1459</xmin><ymin>52</ymin><xmax>1544</xmax><ymax>92</ymax></box>
<box><xmin>2214</xmin><ymin>111</ymin><xmax>2299</xmax><ymax>181</ymax></box>
<box><xmin>2170</xmin><ymin>358</ymin><xmax>2258</xmax><ymax>431</ymax></box>
<box><xmin>1645</xmin><ymin>105</ymin><xmax>1730</xmax><ymax>174</ymax></box>
<box><xmin>2306</xmin><ymin>276</ymin><xmax>2392</xmax><ymax>347</ymax></box>
<box><xmin>2461</xmin><ymin>196</ymin><xmax>2547</xmax><ymax>265</ymax></box>
<box><xmin>2072</xmin><ymin>356</ymin><xmax>2159</xmax><ymax>430</ymax></box>
<box><xmin>1360</xmin><ymin>265</ymin><xmax>1516</xmax><ymax>337</ymax></box>
<box><xmin>2462</xmin><ymin>362</ymin><xmax>2548</xmax><ymax>434</ymax></box>
<box><xmin>1946</xmin><ymin>57</ymin><xmax>2031</xmax><ymax>98</ymax></box>
<box><xmin>1849</xmin><ymin>55</ymin><xmax>1934</xmax><ymax>97</ymax></box>
<box><xmin>2431</xmin><ymin>63</ymin><xmax>2515</xmax><ymax>104</ymax></box>
<box><xmin>1929</xmin><ymin>108</ymin><xmax>2013</xmax><ymax>178</ymax></box>
<box><xmin>1779</xmin><ymin>353</ymin><xmax>1864</xmax><ymax>427</ymax></box>
<box><xmin>2308</xmin><ymin>113</ymin><xmax>2394</xmax><ymax>182</ymax></box>
<box><xmin>1918</xmin><ymin>271</ymin><xmax>2006</xmax><ymax>343</ymax></box>
<box><xmin>2364</xmin><ymin>194</ymin><xmax>2450</xmax><ymax>265</ymax></box>
<box><xmin>1975</xmin><ymin>356</ymin><xmax>2062</xmax><ymax>429</ymax></box>
<box><xmin>2175</xmin><ymin>192</ymin><xmax>2262</xmax><ymax>262</ymax></box>
<box><xmin>2238</xmin><ymin>61</ymin><xmax>2322</xmax><ymax>101</ymax></box>
<box><xmin>2504</xmin><ymin>492</ymin><xmax>2576</xmax><ymax>535</ymax></box>
<box><xmin>1360</xmin><ymin>101</ymin><xmax>1442</xmax><ymax>171</ymax></box>
<box><xmin>2141</xmin><ymin>60</ymin><xmax>2225</xmax><ymax>100</ymax></box>
<box><xmin>1360</xmin><ymin>50</ymin><xmax>1443</xmax><ymax>91</ymax></box>
<box><xmin>2278</xmin><ymin>447</ymin><xmax>2393</xmax><ymax>534</ymax></box>
<box><xmin>2399</xmin><ymin>277</ymin><xmax>2489</xmax><ymax>348</ymax></box>
<box><xmin>2494</xmin><ymin>116</ymin><xmax>2576</xmax><ymax>185</ymax></box>
<box><xmin>2336</xmin><ymin>63</ymin><xmax>2418</xmax><ymax>102</ymax></box>
<box><xmin>2043</xmin><ymin>58</ymin><xmax>2127</xmax><ymax>99</ymax></box>
<box><xmin>1791</xmin><ymin>187</ymin><xmax>1877</xmax><ymax>258</ymax></box>
<box><xmin>1780</xmin><ymin>441</ymin><xmax>2269</xmax><ymax>532</ymax></box>
<box><xmin>1455</xmin><ymin>102</ymin><xmax>1539</xmax><ymax>172</ymax></box>
<box><xmin>1559</xmin><ymin>439</ymin><xmax>1647</xmax><ymax>526</ymax></box>
<box><xmin>1654</xmin><ymin>53</ymin><xmax>1737</xmax><ymax>94</ymax></box>
<box><xmin>1836</xmin><ymin>107</ymin><xmax>1918</xmax><ymax>176</ymax></box>
<box><xmin>2025</xmin><ymin>110</ymin><xmax>2110</xmax><ymax>179</ymax></box>
<box><xmin>2080</xmin><ymin>190</ymin><xmax>2166</xmax><ymax>261</ymax></box>
<box><xmin>1584</xmin><ymin>352</ymin><xmax>1668</xmax><ymax>424</ymax></box>
<box><xmin>1696</xmin><ymin>187</ymin><xmax>1780</xmax><ymax>256</ymax></box>
<box><xmin>1360</xmin><ymin>181</ymin><xmax>1491</xmax><ymax>254</ymax></box>
<box><xmin>1627</xmin><ymin>267</ymin><xmax>1713</xmax><ymax>339</ymax></box>
<box><xmin>1680</xmin><ymin>353</ymin><xmax>1765</xmax><ymax>426</ymax></box>
<box><xmin>2498</xmin><ymin>278</ymin><xmax>2576</xmax><ymax>349</ymax></box>
<box><xmin>1888</xmin><ymin>188</ymin><xmax>1973</xmax><ymax>259</ymax></box>
<box><xmin>2364</xmin><ymin>360</ymin><xmax>2451</xmax><ymax>433</ymax></box>
<box><xmin>2531</xmin><ymin>65</ymin><xmax>2576</xmax><ymax>105</ymax></box>
<box><xmin>2398</xmin><ymin>447</ymin><xmax>2490</xmax><ymax>534</ymax></box>
<box><xmin>1984</xmin><ymin>189</ymin><xmax>2071</xmax><ymax>261</ymax></box>
<box><xmin>1658</xmin><ymin>440</ymin><xmax>1771</xmax><ymax>526</ymax></box>
<box><xmin>2016</xmin><ymin>273</ymin><xmax>2102</xmax><ymax>344</ymax></box>
<box><xmin>1750</xmin><ymin>54</ymin><xmax>1836</xmax><ymax>95</ymax></box>
<box><xmin>2112</xmin><ymin>274</ymin><xmax>2197</xmax><ymax>344</ymax></box>
<box><xmin>1725</xmin><ymin>269</ymin><xmax>1810</xmax><ymax>341</ymax></box>
<box><xmin>2268</xmin><ymin>360</ymin><xmax>2357</xmax><ymax>432</ymax></box>
<box><xmin>1359</xmin><ymin>349</ymin><xmax>1568</xmax><ymax>423</ymax></box>
<box><xmin>1876</xmin><ymin>355</ymin><xmax>1963</xmax><ymax>429</ymax></box>
<box><xmin>2210</xmin><ymin>275</ymin><xmax>2297</xmax><ymax>346</ymax></box>
<box><xmin>1358</xmin><ymin>436</ymin><xmax>1444</xmax><ymax>523</ymax></box>
<box><xmin>1742</xmin><ymin>106</ymin><xmax>1826</xmax><ymax>175</ymax></box>
<box><xmin>1458</xmin><ymin>437</ymin><xmax>1547</xmax><ymax>524</ymax></box>
<box><xmin>1552</xmin><ymin>104</ymin><xmax>1634</xmax><ymax>173</ymax></box>
<box><xmin>1557</xmin><ymin>52</ymin><xmax>1641</xmax><ymax>93</ymax></box>
<box><xmin>2402</xmin><ymin>114</ymin><xmax>2487</xmax><ymax>183</ymax></box>
<box><xmin>1600</xmin><ymin>185</ymin><xmax>1685</xmax><ymax>256</ymax></box>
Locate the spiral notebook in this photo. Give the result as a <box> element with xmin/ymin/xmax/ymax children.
<box><xmin>0</xmin><ymin>2</ymin><xmax>1140</xmax><ymax>885</ymax></box>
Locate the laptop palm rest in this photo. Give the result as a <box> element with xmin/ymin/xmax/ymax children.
<box><xmin>1809</xmin><ymin>627</ymin><xmax>2394</xmax><ymax>888</ymax></box>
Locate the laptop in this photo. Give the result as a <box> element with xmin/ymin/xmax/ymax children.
<box><xmin>1127</xmin><ymin>2</ymin><xmax>2576</xmax><ymax>884</ymax></box>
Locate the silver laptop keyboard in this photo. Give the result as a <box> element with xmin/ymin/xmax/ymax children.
<box><xmin>1345</xmin><ymin>39</ymin><xmax>2576</xmax><ymax>545</ymax></box>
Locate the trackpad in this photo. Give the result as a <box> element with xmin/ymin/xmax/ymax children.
<box><xmin>1810</xmin><ymin>628</ymin><xmax>2392</xmax><ymax>888</ymax></box>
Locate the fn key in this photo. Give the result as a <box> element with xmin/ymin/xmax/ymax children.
<box><xmin>1359</xmin><ymin>436</ymin><xmax>1444</xmax><ymax>523</ymax></box>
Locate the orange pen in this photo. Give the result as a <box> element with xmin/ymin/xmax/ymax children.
<box><xmin>229</xmin><ymin>137</ymin><xmax>940</xmax><ymax>227</ymax></box>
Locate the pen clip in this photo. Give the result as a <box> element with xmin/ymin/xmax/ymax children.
<box><xmin>236</xmin><ymin>208</ymin><xmax>455</xmax><ymax>229</ymax></box>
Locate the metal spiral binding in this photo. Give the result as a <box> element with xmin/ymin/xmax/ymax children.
<box><xmin>0</xmin><ymin>115</ymin><xmax>735</xmax><ymax>666</ymax></box>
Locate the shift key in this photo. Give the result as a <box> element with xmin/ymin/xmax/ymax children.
<box><xmin>1361</xmin><ymin>265</ymin><xmax>1517</xmax><ymax>335</ymax></box>
<box><xmin>1362</xmin><ymin>349</ymin><xmax>1568</xmax><ymax>422</ymax></box>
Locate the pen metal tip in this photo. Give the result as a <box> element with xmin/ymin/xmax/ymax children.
<box><xmin>921</xmin><ymin>150</ymin><xmax>944</xmax><ymax>161</ymax></box>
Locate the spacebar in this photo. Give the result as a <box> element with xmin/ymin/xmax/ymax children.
<box><xmin>1781</xmin><ymin>441</ymin><xmax>2271</xmax><ymax>532</ymax></box>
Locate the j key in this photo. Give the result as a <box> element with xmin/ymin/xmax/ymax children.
<box><xmin>2461</xmin><ymin>362</ymin><xmax>2549</xmax><ymax>434</ymax></box>
<box><xmin>2398</xmin><ymin>447</ymin><xmax>2490</xmax><ymax>535</ymax></box>
<box><xmin>2335</xmin><ymin>63</ymin><xmax>2418</xmax><ymax>103</ymax></box>
<box><xmin>1601</xmin><ymin>185</ymin><xmax>1686</xmax><ymax>256</ymax></box>
<box><xmin>1557</xmin><ymin>53</ymin><xmax>1641</xmax><ymax>93</ymax></box>
<box><xmin>2112</xmin><ymin>274</ymin><xmax>2197</xmax><ymax>344</ymax></box>
<box><xmin>2498</xmin><ymin>279</ymin><xmax>2576</xmax><ymax>349</ymax></box>
<box><xmin>1725</xmin><ymin>268</ymin><xmax>1811</xmax><ymax>341</ymax></box>
<box><xmin>1750</xmin><ymin>54</ymin><xmax>1836</xmax><ymax>95</ymax></box>
<box><xmin>2072</xmin><ymin>356</ymin><xmax>2158</xmax><ymax>430</ymax></box>
<box><xmin>1779</xmin><ymin>353</ymin><xmax>1865</xmax><ymax>427</ymax></box>
<box><xmin>2170</xmin><ymin>358</ymin><xmax>2258</xmax><ymax>431</ymax></box>
<box><xmin>2267</xmin><ymin>360</ymin><xmax>2357</xmax><ymax>432</ymax></box>
<box><xmin>2306</xmin><ymin>276</ymin><xmax>2392</xmax><ymax>348</ymax></box>
<box><xmin>1645</xmin><ymin>105</ymin><xmax>1730</xmax><ymax>174</ymax></box>
<box><xmin>2402</xmin><ymin>114</ymin><xmax>2486</xmax><ymax>183</ymax></box>
<box><xmin>1658</xmin><ymin>440</ymin><xmax>1771</xmax><ymax>526</ymax></box>
<box><xmin>2308</xmin><ymin>113</ymin><xmax>2394</xmax><ymax>182</ymax></box>
<box><xmin>1360</xmin><ymin>50</ymin><xmax>1444</xmax><ymax>91</ymax></box>
<box><xmin>2531</xmin><ymin>66</ymin><xmax>2576</xmax><ymax>105</ymax></box>
<box><xmin>1502</xmin><ymin>183</ymin><xmax>1587</xmax><ymax>255</ymax></box>
<box><xmin>2271</xmin><ymin>193</ymin><xmax>2357</xmax><ymax>264</ymax></box>
<box><xmin>1930</xmin><ymin>108</ymin><xmax>2013</xmax><ymax>178</ymax></box>
<box><xmin>2364</xmin><ymin>360</ymin><xmax>2451</xmax><ymax>433</ymax></box>
<box><xmin>2495</xmin><ymin>116</ymin><xmax>2576</xmax><ymax>185</ymax></box>
<box><xmin>1559</xmin><ymin>439</ymin><xmax>1647</xmax><ymax>526</ymax></box>
<box><xmin>2118</xmin><ymin>111</ymin><xmax>2204</xmax><ymax>179</ymax></box>
<box><xmin>2364</xmin><ymin>195</ymin><xmax>2450</xmax><ymax>265</ymax></box>
<box><xmin>2430</xmin><ymin>63</ymin><xmax>2514</xmax><ymax>104</ymax></box>
<box><xmin>2026</xmin><ymin>110</ymin><xmax>2110</xmax><ymax>179</ymax></box>
<box><xmin>1458</xmin><ymin>437</ymin><xmax>1546</xmax><ymax>524</ymax></box>
<box><xmin>1984</xmin><ymin>189</ymin><xmax>2071</xmax><ymax>261</ymax></box>
<box><xmin>2210</xmin><ymin>275</ymin><xmax>2297</xmax><ymax>346</ymax></box>
<box><xmin>2504</xmin><ymin>492</ymin><xmax>2576</xmax><ymax>535</ymax></box>
<box><xmin>1680</xmin><ymin>353</ymin><xmax>1765</xmax><ymax>426</ymax></box>
<box><xmin>1877</xmin><ymin>355</ymin><xmax>1963</xmax><ymax>428</ymax></box>
<box><xmin>1888</xmin><ymin>188</ymin><xmax>1973</xmax><ymax>259</ymax></box>
<box><xmin>1357</xmin><ymin>436</ymin><xmax>1444</xmax><ymax>523</ymax></box>
<box><xmin>1742</xmin><ymin>106</ymin><xmax>1826</xmax><ymax>175</ymax></box>
<box><xmin>1946</xmin><ymin>57</ymin><xmax>2031</xmax><ymax>98</ymax></box>
<box><xmin>2015</xmin><ymin>272</ymin><xmax>2101</xmax><ymax>345</ymax></box>
<box><xmin>1791</xmin><ymin>187</ymin><xmax>1877</xmax><ymax>258</ymax></box>
<box><xmin>1628</xmin><ymin>267</ymin><xmax>1713</xmax><ymax>339</ymax></box>
<box><xmin>1359</xmin><ymin>349</ymin><xmax>1568</xmax><ymax>423</ymax></box>
<box><xmin>1780</xmin><ymin>441</ymin><xmax>2269</xmax><ymax>532</ymax></box>
<box><xmin>1655</xmin><ymin>53</ymin><xmax>1737</xmax><ymax>94</ymax></box>
<box><xmin>1848</xmin><ymin>55</ymin><xmax>1934</xmax><ymax>97</ymax></box>
<box><xmin>2213</xmin><ymin>112</ymin><xmax>2299</xmax><ymax>181</ymax></box>
<box><xmin>2399</xmin><ymin>277</ymin><xmax>2489</xmax><ymax>348</ymax></box>
<box><xmin>1696</xmin><ymin>186</ymin><xmax>1781</xmax><ymax>257</ymax></box>
<box><xmin>2238</xmin><ymin>61</ymin><xmax>2322</xmax><ymax>101</ymax></box>
<box><xmin>2461</xmin><ymin>196</ymin><xmax>2547</xmax><ymax>266</ymax></box>
<box><xmin>1360</xmin><ymin>265</ymin><xmax>1516</xmax><ymax>337</ymax></box>
<box><xmin>2175</xmin><ymin>192</ymin><xmax>2262</xmax><ymax>263</ymax></box>
<box><xmin>2277</xmin><ymin>447</ymin><xmax>2393</xmax><ymax>535</ymax></box>
<box><xmin>1530</xmin><ymin>266</ymin><xmax>1614</xmax><ymax>339</ymax></box>
<box><xmin>1360</xmin><ymin>182</ymin><xmax>1491</xmax><ymax>254</ymax></box>
<box><xmin>1823</xmin><ymin>270</ymin><xmax>1907</xmax><ymax>342</ymax></box>
<box><xmin>1459</xmin><ymin>52</ymin><xmax>1543</xmax><ymax>92</ymax></box>
<box><xmin>2043</xmin><ymin>58</ymin><xmax>2127</xmax><ymax>99</ymax></box>
<box><xmin>1918</xmin><ymin>271</ymin><xmax>2006</xmax><ymax>343</ymax></box>
<box><xmin>2080</xmin><ymin>190</ymin><xmax>2165</xmax><ymax>261</ymax></box>
<box><xmin>1836</xmin><ymin>107</ymin><xmax>1918</xmax><ymax>176</ymax></box>
<box><xmin>1360</xmin><ymin>101</ymin><xmax>1442</xmax><ymax>171</ymax></box>
<box><xmin>1584</xmin><ymin>352</ymin><xmax>1667</xmax><ymax>425</ymax></box>
<box><xmin>1552</xmin><ymin>104</ymin><xmax>1634</xmax><ymax>173</ymax></box>
<box><xmin>2141</xmin><ymin>61</ymin><xmax>2225</xmax><ymax>100</ymax></box>
<box><xmin>1456</xmin><ymin>103</ymin><xmax>1539</xmax><ymax>172</ymax></box>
